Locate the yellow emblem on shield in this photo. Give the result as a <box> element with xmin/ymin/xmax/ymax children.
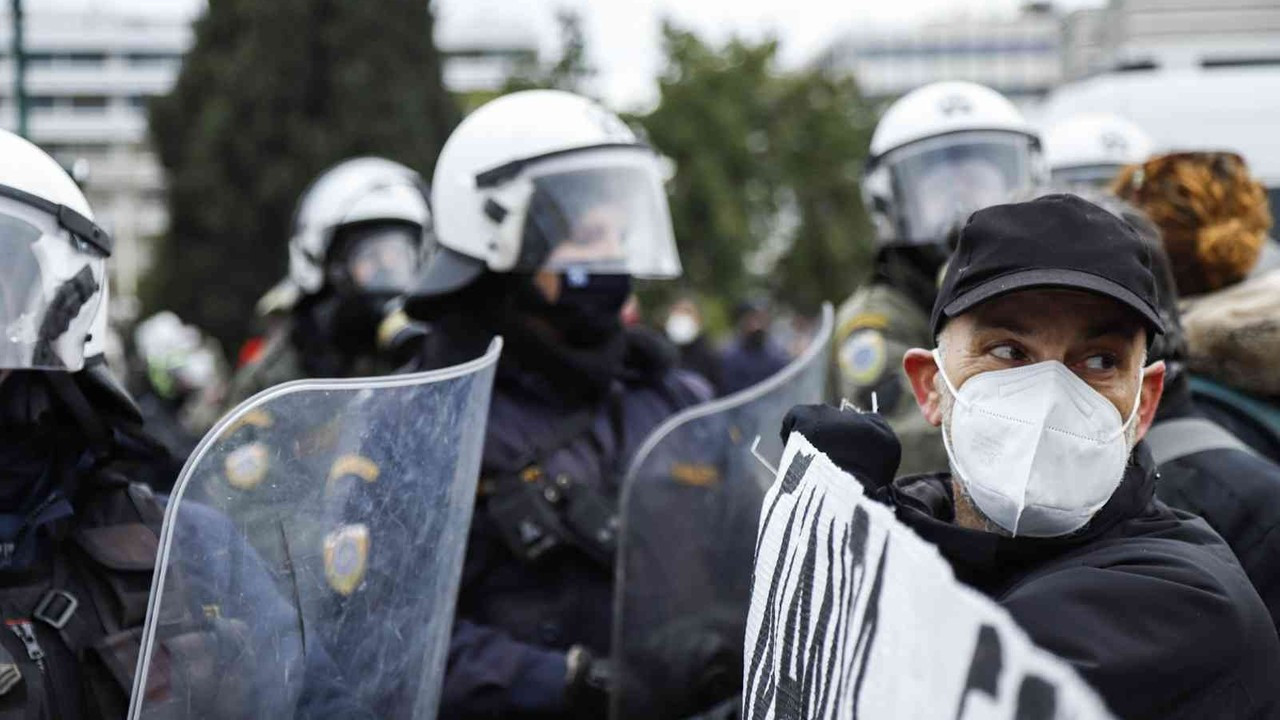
<box><xmin>324</xmin><ymin>524</ymin><xmax>370</xmax><ymax>596</ymax></box>
<box><xmin>224</xmin><ymin>442</ymin><xmax>270</xmax><ymax>491</ymax></box>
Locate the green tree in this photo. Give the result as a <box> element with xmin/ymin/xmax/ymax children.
<box><xmin>637</xmin><ymin>24</ymin><xmax>876</xmax><ymax>325</ymax></box>
<box><xmin>145</xmin><ymin>0</ymin><xmax>457</xmax><ymax>354</ymax></box>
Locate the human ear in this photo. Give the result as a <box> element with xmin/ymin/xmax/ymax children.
<box><xmin>903</xmin><ymin>348</ymin><xmax>944</xmax><ymax>427</ymax></box>
<box><xmin>1134</xmin><ymin>360</ymin><xmax>1167</xmax><ymax>441</ymax></box>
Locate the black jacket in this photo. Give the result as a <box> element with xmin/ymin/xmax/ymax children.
<box><xmin>890</xmin><ymin>444</ymin><xmax>1280</xmax><ymax>720</ymax></box>
<box><xmin>1152</xmin><ymin>375</ymin><xmax>1280</xmax><ymax>632</ymax></box>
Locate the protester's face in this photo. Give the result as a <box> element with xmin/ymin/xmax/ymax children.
<box><xmin>903</xmin><ymin>289</ymin><xmax>1165</xmax><ymax>443</ymax></box>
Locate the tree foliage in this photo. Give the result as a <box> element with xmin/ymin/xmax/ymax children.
<box><xmin>637</xmin><ymin>24</ymin><xmax>877</xmax><ymax>323</ymax></box>
<box><xmin>145</xmin><ymin>0</ymin><xmax>457</xmax><ymax>353</ymax></box>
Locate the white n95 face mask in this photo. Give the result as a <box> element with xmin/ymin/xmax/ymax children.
<box><xmin>933</xmin><ymin>350</ymin><xmax>1142</xmax><ymax>538</ymax></box>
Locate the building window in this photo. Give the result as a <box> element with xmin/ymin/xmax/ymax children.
<box><xmin>24</xmin><ymin>51</ymin><xmax>108</xmax><ymax>67</ymax></box>
<box><xmin>128</xmin><ymin>95</ymin><xmax>152</xmax><ymax>110</ymax></box>
<box><xmin>70</xmin><ymin>95</ymin><xmax>110</xmax><ymax>112</ymax></box>
<box><xmin>29</xmin><ymin>96</ymin><xmax>56</xmax><ymax>110</ymax></box>
<box><xmin>124</xmin><ymin>51</ymin><xmax>182</xmax><ymax>67</ymax></box>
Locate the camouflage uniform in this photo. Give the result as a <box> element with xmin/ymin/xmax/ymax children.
<box><xmin>833</xmin><ymin>251</ymin><xmax>950</xmax><ymax>477</ymax></box>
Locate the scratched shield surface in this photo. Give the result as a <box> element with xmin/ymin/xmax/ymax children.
<box><xmin>744</xmin><ymin>434</ymin><xmax>1117</xmax><ymax>720</ymax></box>
<box><xmin>128</xmin><ymin>341</ymin><xmax>501</xmax><ymax>720</ymax></box>
<box><xmin>610</xmin><ymin>305</ymin><xmax>832</xmax><ymax>720</ymax></box>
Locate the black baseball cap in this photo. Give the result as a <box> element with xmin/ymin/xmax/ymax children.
<box><xmin>931</xmin><ymin>193</ymin><xmax>1165</xmax><ymax>337</ymax></box>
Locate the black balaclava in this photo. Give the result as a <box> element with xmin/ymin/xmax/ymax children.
<box><xmin>424</xmin><ymin>272</ymin><xmax>632</xmax><ymax>406</ymax></box>
<box><xmin>0</xmin><ymin>372</ymin><xmax>80</xmax><ymax>570</ymax></box>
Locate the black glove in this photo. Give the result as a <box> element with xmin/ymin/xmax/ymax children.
<box><xmin>780</xmin><ymin>404</ymin><xmax>901</xmax><ymax>491</ymax></box>
<box><xmin>565</xmin><ymin>645</ymin><xmax>612</xmax><ymax>719</ymax></box>
<box><xmin>637</xmin><ymin>611</ymin><xmax>743</xmax><ymax>719</ymax></box>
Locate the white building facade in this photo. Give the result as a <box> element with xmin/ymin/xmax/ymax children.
<box><xmin>817</xmin><ymin>5</ymin><xmax>1064</xmax><ymax>107</ymax></box>
<box><xmin>0</xmin><ymin>10</ymin><xmax>189</xmax><ymax>317</ymax></box>
<box><xmin>0</xmin><ymin>4</ymin><xmax>542</xmax><ymax>318</ymax></box>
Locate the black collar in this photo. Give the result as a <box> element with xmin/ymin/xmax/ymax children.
<box><xmin>890</xmin><ymin>443</ymin><xmax>1159</xmax><ymax>589</ymax></box>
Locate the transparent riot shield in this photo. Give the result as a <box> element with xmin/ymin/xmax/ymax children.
<box><xmin>127</xmin><ymin>340</ymin><xmax>502</xmax><ymax>720</ymax></box>
<box><xmin>612</xmin><ymin>306</ymin><xmax>833</xmax><ymax>720</ymax></box>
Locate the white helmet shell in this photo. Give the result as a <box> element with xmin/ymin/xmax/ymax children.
<box><xmin>0</xmin><ymin>129</ymin><xmax>110</xmax><ymax>371</ymax></box>
<box><xmin>288</xmin><ymin>157</ymin><xmax>432</xmax><ymax>295</ymax></box>
<box><xmin>1043</xmin><ymin>113</ymin><xmax>1154</xmax><ymax>181</ymax></box>
<box><xmin>870</xmin><ymin>81</ymin><xmax>1037</xmax><ymax>158</ymax></box>
<box><xmin>863</xmin><ymin>82</ymin><xmax>1044</xmax><ymax>246</ymax></box>
<box><xmin>421</xmin><ymin>90</ymin><xmax>679</xmax><ymax>298</ymax></box>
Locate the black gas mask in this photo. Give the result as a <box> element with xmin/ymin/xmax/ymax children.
<box><xmin>319</xmin><ymin>222</ymin><xmax>423</xmax><ymax>354</ymax></box>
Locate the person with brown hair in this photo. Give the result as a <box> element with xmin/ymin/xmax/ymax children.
<box><xmin>1114</xmin><ymin>152</ymin><xmax>1280</xmax><ymax>462</ymax></box>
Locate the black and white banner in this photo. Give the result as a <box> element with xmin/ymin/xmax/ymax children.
<box><xmin>743</xmin><ymin>433</ymin><xmax>1115</xmax><ymax>720</ymax></box>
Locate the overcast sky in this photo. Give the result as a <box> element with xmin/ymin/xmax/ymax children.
<box><xmin>53</xmin><ymin>0</ymin><xmax>1105</xmax><ymax>109</ymax></box>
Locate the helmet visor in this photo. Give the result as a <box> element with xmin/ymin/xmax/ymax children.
<box><xmin>0</xmin><ymin>197</ymin><xmax>105</xmax><ymax>371</ymax></box>
<box><xmin>1050</xmin><ymin>164</ymin><xmax>1124</xmax><ymax>192</ymax></box>
<box><xmin>889</xmin><ymin>133</ymin><xmax>1035</xmax><ymax>244</ymax></box>
<box><xmin>339</xmin><ymin>224</ymin><xmax>422</xmax><ymax>293</ymax></box>
<box><xmin>512</xmin><ymin>147</ymin><xmax>680</xmax><ymax>277</ymax></box>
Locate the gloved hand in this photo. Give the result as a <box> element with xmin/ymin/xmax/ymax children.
<box><xmin>780</xmin><ymin>404</ymin><xmax>901</xmax><ymax>492</ymax></box>
<box><xmin>565</xmin><ymin>645</ymin><xmax>612</xmax><ymax>719</ymax></box>
<box><xmin>639</xmin><ymin>612</ymin><xmax>743</xmax><ymax>719</ymax></box>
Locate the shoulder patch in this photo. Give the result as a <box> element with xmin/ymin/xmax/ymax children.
<box><xmin>838</xmin><ymin>329</ymin><xmax>888</xmax><ymax>387</ymax></box>
<box><xmin>224</xmin><ymin>442</ymin><xmax>270</xmax><ymax>491</ymax></box>
<box><xmin>324</xmin><ymin>523</ymin><xmax>370</xmax><ymax>596</ymax></box>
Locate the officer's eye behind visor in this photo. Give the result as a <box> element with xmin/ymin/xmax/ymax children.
<box><xmin>890</xmin><ymin>135</ymin><xmax>1032</xmax><ymax>243</ymax></box>
<box><xmin>519</xmin><ymin>166</ymin><xmax>665</xmax><ymax>274</ymax></box>
<box><xmin>338</xmin><ymin>224</ymin><xmax>421</xmax><ymax>293</ymax></box>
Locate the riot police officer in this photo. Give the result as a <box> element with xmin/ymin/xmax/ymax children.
<box><xmin>227</xmin><ymin>157</ymin><xmax>434</xmax><ymax>405</ymax></box>
<box><xmin>402</xmin><ymin>89</ymin><xmax>711</xmax><ymax>719</ymax></box>
<box><xmin>0</xmin><ymin>128</ymin><xmax>195</xmax><ymax>717</ymax></box>
<box><xmin>833</xmin><ymin>81</ymin><xmax>1045</xmax><ymax>476</ymax></box>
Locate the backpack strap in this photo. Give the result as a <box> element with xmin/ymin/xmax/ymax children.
<box><xmin>1146</xmin><ymin>417</ymin><xmax>1256</xmax><ymax>466</ymax></box>
<box><xmin>1190</xmin><ymin>376</ymin><xmax>1280</xmax><ymax>434</ymax></box>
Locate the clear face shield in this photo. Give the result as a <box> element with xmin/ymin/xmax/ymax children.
<box><xmin>886</xmin><ymin>133</ymin><xmax>1036</xmax><ymax>244</ymax></box>
<box><xmin>333</xmin><ymin>223</ymin><xmax>423</xmax><ymax>294</ymax></box>
<box><xmin>1049</xmin><ymin>164</ymin><xmax>1125</xmax><ymax>193</ymax></box>
<box><xmin>483</xmin><ymin>146</ymin><xmax>682</xmax><ymax>278</ymax></box>
<box><xmin>0</xmin><ymin>195</ymin><xmax>106</xmax><ymax>371</ymax></box>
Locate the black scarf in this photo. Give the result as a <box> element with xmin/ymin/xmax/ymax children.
<box><xmin>418</xmin><ymin>274</ymin><xmax>641</xmax><ymax>407</ymax></box>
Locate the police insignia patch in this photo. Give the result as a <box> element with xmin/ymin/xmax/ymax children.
<box><xmin>324</xmin><ymin>524</ymin><xmax>369</xmax><ymax>596</ymax></box>
<box><xmin>839</xmin><ymin>330</ymin><xmax>888</xmax><ymax>386</ymax></box>
<box><xmin>224</xmin><ymin>442</ymin><xmax>270</xmax><ymax>491</ymax></box>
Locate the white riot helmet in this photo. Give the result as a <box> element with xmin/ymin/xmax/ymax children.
<box><xmin>412</xmin><ymin>90</ymin><xmax>680</xmax><ymax>300</ymax></box>
<box><xmin>134</xmin><ymin>311</ymin><xmax>223</xmax><ymax>399</ymax></box>
<box><xmin>0</xmin><ymin>129</ymin><xmax>111</xmax><ymax>372</ymax></box>
<box><xmin>288</xmin><ymin>157</ymin><xmax>433</xmax><ymax>297</ymax></box>
<box><xmin>1043</xmin><ymin>113</ymin><xmax>1154</xmax><ymax>190</ymax></box>
<box><xmin>863</xmin><ymin>81</ymin><xmax>1044</xmax><ymax>246</ymax></box>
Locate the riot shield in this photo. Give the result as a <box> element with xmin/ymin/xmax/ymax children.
<box><xmin>127</xmin><ymin>340</ymin><xmax>502</xmax><ymax>720</ymax></box>
<box><xmin>612</xmin><ymin>305</ymin><xmax>833</xmax><ymax>719</ymax></box>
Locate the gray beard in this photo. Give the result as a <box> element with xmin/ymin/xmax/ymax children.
<box><xmin>933</xmin><ymin>371</ymin><xmax>1140</xmax><ymax>537</ymax></box>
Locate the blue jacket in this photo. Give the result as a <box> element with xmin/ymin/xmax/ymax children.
<box><xmin>440</xmin><ymin>356</ymin><xmax>709</xmax><ymax>718</ymax></box>
<box><xmin>718</xmin><ymin>338</ymin><xmax>788</xmax><ymax>397</ymax></box>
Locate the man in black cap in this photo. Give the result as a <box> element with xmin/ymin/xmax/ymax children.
<box><xmin>786</xmin><ymin>194</ymin><xmax>1280</xmax><ymax>718</ymax></box>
